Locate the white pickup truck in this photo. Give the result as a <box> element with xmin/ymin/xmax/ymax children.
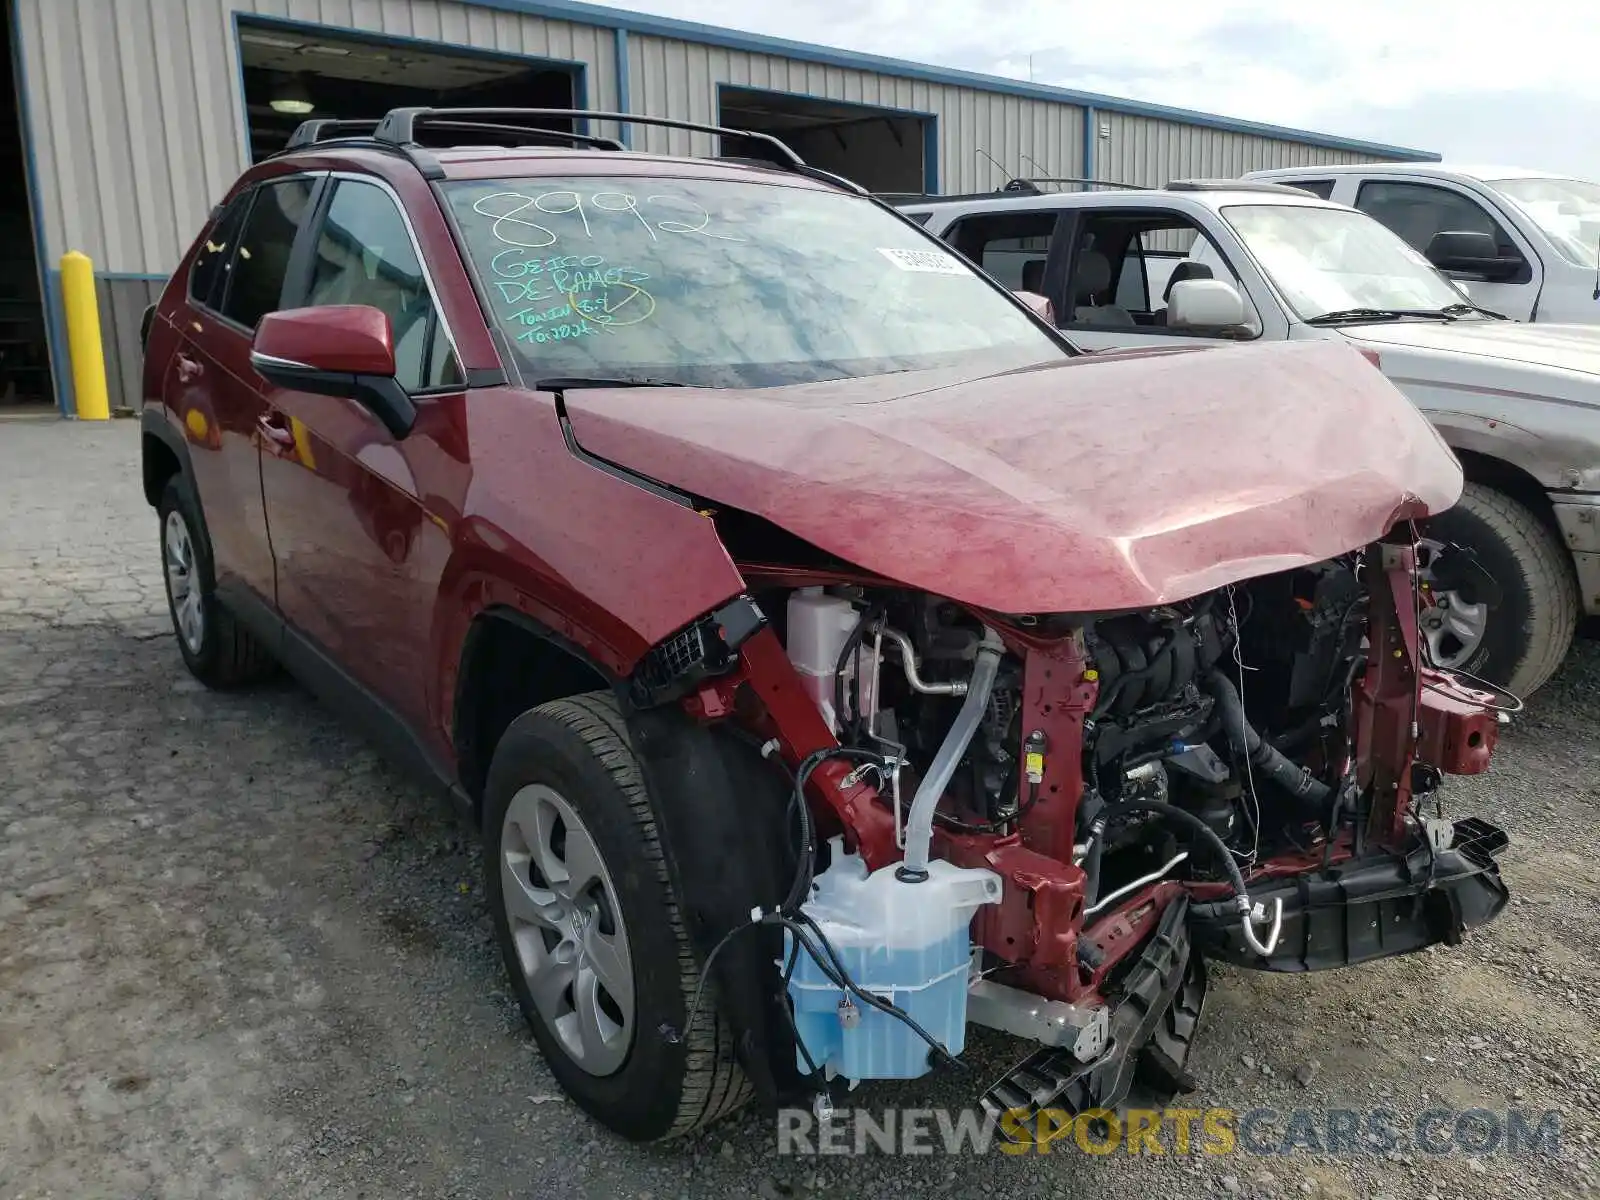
<box><xmin>896</xmin><ymin>180</ymin><xmax>1600</xmax><ymax>696</ymax></box>
<box><xmin>1242</xmin><ymin>164</ymin><xmax>1600</xmax><ymax>325</ymax></box>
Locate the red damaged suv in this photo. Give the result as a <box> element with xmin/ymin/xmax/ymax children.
<box><xmin>140</xmin><ymin>108</ymin><xmax>1511</xmax><ymax>1143</ymax></box>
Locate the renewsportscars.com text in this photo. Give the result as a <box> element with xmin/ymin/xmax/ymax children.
<box><xmin>776</xmin><ymin>1106</ymin><xmax>1564</xmax><ymax>1158</ymax></box>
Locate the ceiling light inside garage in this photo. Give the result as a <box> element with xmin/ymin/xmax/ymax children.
<box><xmin>269</xmin><ymin>72</ymin><xmax>315</xmax><ymax>115</ymax></box>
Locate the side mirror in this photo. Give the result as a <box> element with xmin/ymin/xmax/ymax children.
<box><xmin>1167</xmin><ymin>278</ymin><xmax>1247</xmax><ymax>331</ymax></box>
<box><xmin>1424</xmin><ymin>230</ymin><xmax>1526</xmax><ymax>283</ymax></box>
<box><xmin>1011</xmin><ymin>289</ymin><xmax>1056</xmax><ymax>325</ymax></box>
<box><xmin>250</xmin><ymin>305</ymin><xmax>416</xmax><ymax>439</ymax></box>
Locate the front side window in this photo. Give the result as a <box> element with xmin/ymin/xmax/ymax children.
<box><xmin>442</xmin><ymin>176</ymin><xmax>1063</xmax><ymax>387</ymax></box>
<box><xmin>1487</xmin><ymin>176</ymin><xmax>1600</xmax><ymax>269</ymax></box>
<box><xmin>1354</xmin><ymin>180</ymin><xmax>1518</xmax><ymax>259</ymax></box>
<box><xmin>306</xmin><ymin>179</ymin><xmax>463</xmax><ymax>391</ymax></box>
<box><xmin>1224</xmin><ymin>203</ymin><xmax>1469</xmax><ymax>321</ymax></box>
<box><xmin>220</xmin><ymin>177</ymin><xmax>316</xmax><ymax>330</ymax></box>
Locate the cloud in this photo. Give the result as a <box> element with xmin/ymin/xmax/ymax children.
<box><xmin>609</xmin><ymin>0</ymin><xmax>1600</xmax><ymax>176</ymax></box>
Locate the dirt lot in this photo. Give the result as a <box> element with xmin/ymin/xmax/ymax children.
<box><xmin>2</xmin><ymin>420</ymin><xmax>1598</xmax><ymax>1200</ymax></box>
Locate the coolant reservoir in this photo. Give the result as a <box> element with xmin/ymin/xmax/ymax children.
<box><xmin>785</xmin><ymin>588</ymin><xmax>876</xmax><ymax>733</ymax></box>
<box><xmin>786</xmin><ymin>838</ymin><xmax>1001</xmax><ymax>1080</ymax></box>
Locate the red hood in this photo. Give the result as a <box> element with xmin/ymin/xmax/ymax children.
<box><xmin>562</xmin><ymin>341</ymin><xmax>1463</xmax><ymax>613</ymax></box>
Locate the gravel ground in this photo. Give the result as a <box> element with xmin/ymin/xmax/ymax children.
<box><xmin>2</xmin><ymin>419</ymin><xmax>1598</xmax><ymax>1200</ymax></box>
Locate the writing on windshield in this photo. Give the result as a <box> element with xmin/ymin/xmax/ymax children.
<box><xmin>443</xmin><ymin>175</ymin><xmax>1062</xmax><ymax>387</ymax></box>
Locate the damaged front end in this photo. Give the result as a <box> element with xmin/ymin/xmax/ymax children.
<box><xmin>579</xmin><ymin>343</ymin><xmax>1511</xmax><ymax>1132</ymax></box>
<box><xmin>623</xmin><ymin>537</ymin><xmax>1511</xmax><ymax>1131</ymax></box>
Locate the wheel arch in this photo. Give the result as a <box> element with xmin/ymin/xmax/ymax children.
<box><xmin>140</xmin><ymin>406</ymin><xmax>192</xmax><ymax>508</ymax></box>
<box><xmin>1449</xmin><ymin>447</ymin><xmax>1565</xmax><ymax>540</ymax></box>
<box><xmin>452</xmin><ymin>605</ymin><xmax>617</xmax><ymax>807</ymax></box>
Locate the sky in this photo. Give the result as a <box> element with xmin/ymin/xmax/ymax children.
<box><xmin>607</xmin><ymin>0</ymin><xmax>1600</xmax><ymax>178</ymax></box>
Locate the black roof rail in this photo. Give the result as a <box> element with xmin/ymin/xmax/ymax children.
<box><xmin>284</xmin><ymin>119</ymin><xmax>382</xmax><ymax>151</ymax></box>
<box><xmin>280</xmin><ymin>107</ymin><xmax>868</xmax><ymax>194</ymax></box>
<box><xmin>373</xmin><ymin>106</ymin><xmax>807</xmax><ymax>169</ymax></box>
<box><xmin>1166</xmin><ymin>178</ymin><xmax>1311</xmax><ymax>195</ymax></box>
<box><xmin>1002</xmin><ymin>177</ymin><xmax>1149</xmax><ymax>192</ymax></box>
<box><xmin>877</xmin><ymin>176</ymin><xmax>1149</xmax><ymax>205</ymax></box>
<box><xmin>278</xmin><ymin>115</ymin><xmax>625</xmax><ymax>159</ymax></box>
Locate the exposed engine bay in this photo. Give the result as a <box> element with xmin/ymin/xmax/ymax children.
<box><xmin>636</xmin><ymin>539</ymin><xmax>1511</xmax><ymax>1131</ymax></box>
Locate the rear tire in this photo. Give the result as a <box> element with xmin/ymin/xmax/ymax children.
<box><xmin>1420</xmin><ymin>483</ymin><xmax>1577</xmax><ymax>697</ymax></box>
<box><xmin>483</xmin><ymin>692</ymin><xmax>750</xmax><ymax>1141</ymax></box>
<box><xmin>157</xmin><ymin>475</ymin><xmax>277</xmax><ymax>688</ymax></box>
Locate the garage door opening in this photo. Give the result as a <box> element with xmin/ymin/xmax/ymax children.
<box><xmin>238</xmin><ymin>21</ymin><xmax>582</xmax><ymax>161</ymax></box>
<box><xmin>1</xmin><ymin>0</ymin><xmax>53</xmax><ymax>412</ymax></box>
<box><xmin>717</xmin><ymin>87</ymin><xmax>931</xmax><ymax>194</ymax></box>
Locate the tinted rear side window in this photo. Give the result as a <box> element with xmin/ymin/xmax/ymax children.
<box><xmin>188</xmin><ymin>194</ymin><xmax>251</xmax><ymax>309</ymax></box>
<box><xmin>1285</xmin><ymin>179</ymin><xmax>1335</xmax><ymax>200</ymax></box>
<box><xmin>220</xmin><ymin>177</ymin><xmax>316</xmax><ymax>330</ymax></box>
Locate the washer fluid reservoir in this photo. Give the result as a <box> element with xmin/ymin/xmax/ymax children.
<box><xmin>786</xmin><ymin>838</ymin><xmax>1001</xmax><ymax>1081</ymax></box>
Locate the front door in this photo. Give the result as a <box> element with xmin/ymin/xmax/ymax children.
<box><xmin>1351</xmin><ymin>178</ymin><xmax>1541</xmax><ymax>321</ymax></box>
<box><xmin>258</xmin><ymin>175</ymin><xmax>466</xmax><ymax>739</ymax></box>
<box><xmin>1052</xmin><ymin>208</ymin><xmax>1266</xmax><ymax>353</ymax></box>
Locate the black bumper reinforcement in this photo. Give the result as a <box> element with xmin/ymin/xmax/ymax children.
<box><xmin>1189</xmin><ymin>817</ymin><xmax>1509</xmax><ymax>972</ymax></box>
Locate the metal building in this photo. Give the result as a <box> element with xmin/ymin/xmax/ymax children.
<box><xmin>1</xmin><ymin>0</ymin><xmax>1436</xmax><ymax>416</ymax></box>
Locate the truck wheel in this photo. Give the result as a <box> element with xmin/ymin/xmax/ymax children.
<box><xmin>483</xmin><ymin>693</ymin><xmax>751</xmax><ymax>1141</ymax></box>
<box><xmin>157</xmin><ymin>475</ymin><xmax>277</xmax><ymax>688</ymax></box>
<box><xmin>1418</xmin><ymin>483</ymin><xmax>1578</xmax><ymax>697</ymax></box>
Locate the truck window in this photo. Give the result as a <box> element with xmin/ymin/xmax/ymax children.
<box><xmin>1282</xmin><ymin>180</ymin><xmax>1335</xmax><ymax>200</ymax></box>
<box><xmin>1354</xmin><ymin>180</ymin><xmax>1521</xmax><ymax>261</ymax></box>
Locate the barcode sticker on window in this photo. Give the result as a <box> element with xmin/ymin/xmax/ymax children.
<box><xmin>877</xmin><ymin>247</ymin><xmax>969</xmax><ymax>275</ymax></box>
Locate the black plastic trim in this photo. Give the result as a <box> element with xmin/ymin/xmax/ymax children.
<box><xmin>1189</xmin><ymin>820</ymin><xmax>1510</xmax><ymax>971</ymax></box>
<box><xmin>553</xmin><ymin>395</ymin><xmax>694</xmax><ymax>509</ymax></box>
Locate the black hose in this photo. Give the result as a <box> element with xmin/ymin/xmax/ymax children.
<box><xmin>1205</xmin><ymin>669</ymin><xmax>1332</xmax><ymax>810</ymax></box>
<box><xmin>832</xmin><ymin>606</ymin><xmax>880</xmax><ymax>743</ymax></box>
<box><xmin>1107</xmin><ymin>797</ymin><xmax>1249</xmax><ymax>899</ymax></box>
<box><xmin>1082</xmin><ymin>828</ymin><xmax>1105</xmax><ymax>907</ymax></box>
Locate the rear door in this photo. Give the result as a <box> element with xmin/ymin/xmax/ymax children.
<box><xmin>172</xmin><ymin>175</ymin><xmax>322</xmax><ymax>609</ymax></box>
<box><xmin>258</xmin><ymin>173</ymin><xmax>466</xmax><ymax>735</ymax></box>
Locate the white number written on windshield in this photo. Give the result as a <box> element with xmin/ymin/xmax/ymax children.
<box><xmin>471</xmin><ymin>190</ymin><xmax>746</xmax><ymax>249</ymax></box>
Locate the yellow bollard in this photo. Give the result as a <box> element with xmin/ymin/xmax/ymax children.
<box><xmin>60</xmin><ymin>250</ymin><xmax>110</xmax><ymax>420</ymax></box>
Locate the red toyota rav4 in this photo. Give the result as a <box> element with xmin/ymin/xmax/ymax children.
<box><xmin>140</xmin><ymin>107</ymin><xmax>1511</xmax><ymax>1144</ymax></box>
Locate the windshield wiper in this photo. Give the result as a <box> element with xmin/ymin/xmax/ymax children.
<box><xmin>1440</xmin><ymin>301</ymin><xmax>1508</xmax><ymax>320</ymax></box>
<box><xmin>1307</xmin><ymin>306</ymin><xmax>1460</xmax><ymax>325</ymax></box>
<box><xmin>533</xmin><ymin>375</ymin><xmax>689</xmax><ymax>390</ymax></box>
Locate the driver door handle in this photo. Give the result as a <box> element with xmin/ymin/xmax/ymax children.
<box><xmin>175</xmin><ymin>352</ymin><xmax>202</xmax><ymax>383</ymax></box>
<box><xmin>256</xmin><ymin>412</ymin><xmax>297</xmax><ymax>450</ymax></box>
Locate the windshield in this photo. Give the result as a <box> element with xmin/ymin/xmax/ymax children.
<box><xmin>1221</xmin><ymin>203</ymin><xmax>1468</xmax><ymax>322</ymax></box>
<box><xmin>442</xmin><ymin>176</ymin><xmax>1063</xmax><ymax>387</ymax></box>
<box><xmin>1486</xmin><ymin>177</ymin><xmax>1600</xmax><ymax>269</ymax></box>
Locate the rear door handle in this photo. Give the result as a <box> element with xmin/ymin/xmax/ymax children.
<box><xmin>256</xmin><ymin>412</ymin><xmax>297</xmax><ymax>450</ymax></box>
<box><xmin>175</xmin><ymin>353</ymin><xmax>202</xmax><ymax>383</ymax></box>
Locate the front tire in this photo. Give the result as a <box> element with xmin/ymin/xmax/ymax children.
<box><xmin>1419</xmin><ymin>483</ymin><xmax>1578</xmax><ymax>697</ymax></box>
<box><xmin>157</xmin><ymin>475</ymin><xmax>277</xmax><ymax>688</ymax></box>
<box><xmin>483</xmin><ymin>693</ymin><xmax>750</xmax><ymax>1141</ymax></box>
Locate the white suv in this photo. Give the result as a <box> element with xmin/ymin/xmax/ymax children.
<box><xmin>1243</xmin><ymin>163</ymin><xmax>1600</xmax><ymax>325</ymax></box>
<box><xmin>896</xmin><ymin>180</ymin><xmax>1600</xmax><ymax>696</ymax></box>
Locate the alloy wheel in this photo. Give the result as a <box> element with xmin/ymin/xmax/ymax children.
<box><xmin>1415</xmin><ymin>537</ymin><xmax>1490</xmax><ymax>668</ymax></box>
<box><xmin>163</xmin><ymin>509</ymin><xmax>205</xmax><ymax>654</ymax></box>
<box><xmin>500</xmin><ymin>783</ymin><xmax>635</xmax><ymax>1076</ymax></box>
